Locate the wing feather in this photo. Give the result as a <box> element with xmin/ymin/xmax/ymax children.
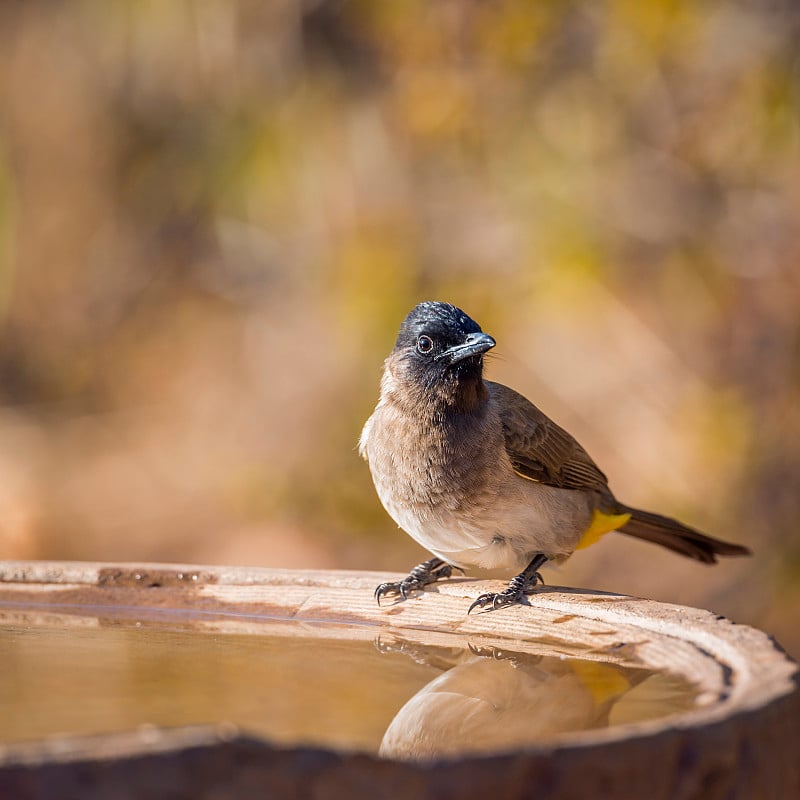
<box><xmin>487</xmin><ymin>381</ymin><xmax>610</xmax><ymax>494</ymax></box>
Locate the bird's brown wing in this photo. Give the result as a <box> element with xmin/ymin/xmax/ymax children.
<box><xmin>486</xmin><ymin>381</ymin><xmax>611</xmax><ymax>494</ymax></box>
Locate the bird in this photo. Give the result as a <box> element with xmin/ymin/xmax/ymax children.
<box><xmin>359</xmin><ymin>301</ymin><xmax>751</xmax><ymax>614</ymax></box>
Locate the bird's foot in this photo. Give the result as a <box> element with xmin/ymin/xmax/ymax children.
<box><xmin>375</xmin><ymin>558</ymin><xmax>462</xmax><ymax>605</ymax></box>
<box><xmin>467</xmin><ymin>556</ymin><xmax>547</xmax><ymax>614</ymax></box>
<box><xmin>375</xmin><ymin>635</ymin><xmax>462</xmax><ymax>669</ymax></box>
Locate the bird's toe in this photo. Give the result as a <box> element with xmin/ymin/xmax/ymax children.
<box><xmin>467</xmin><ymin>587</ymin><xmax>525</xmax><ymax>614</ymax></box>
<box><xmin>374</xmin><ymin>581</ymin><xmax>403</xmax><ymax>604</ymax></box>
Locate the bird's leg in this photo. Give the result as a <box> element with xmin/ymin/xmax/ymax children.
<box><xmin>375</xmin><ymin>557</ymin><xmax>463</xmax><ymax>605</ymax></box>
<box><xmin>467</xmin><ymin>553</ymin><xmax>548</xmax><ymax>614</ymax></box>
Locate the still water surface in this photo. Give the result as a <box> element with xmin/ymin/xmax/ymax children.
<box><xmin>0</xmin><ymin>612</ymin><xmax>699</xmax><ymax>760</ymax></box>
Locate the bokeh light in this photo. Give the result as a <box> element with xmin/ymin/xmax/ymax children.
<box><xmin>0</xmin><ymin>1</ymin><xmax>797</xmax><ymax>654</ymax></box>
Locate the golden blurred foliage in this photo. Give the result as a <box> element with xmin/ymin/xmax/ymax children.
<box><xmin>0</xmin><ymin>1</ymin><xmax>798</xmax><ymax>653</ymax></box>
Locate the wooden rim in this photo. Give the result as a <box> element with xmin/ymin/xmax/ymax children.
<box><xmin>0</xmin><ymin>560</ymin><xmax>796</xmax><ymax>761</ymax></box>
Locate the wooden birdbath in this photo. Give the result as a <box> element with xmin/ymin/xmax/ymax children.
<box><xmin>0</xmin><ymin>561</ymin><xmax>797</xmax><ymax>799</ymax></box>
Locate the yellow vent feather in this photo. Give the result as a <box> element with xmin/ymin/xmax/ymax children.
<box><xmin>575</xmin><ymin>509</ymin><xmax>631</xmax><ymax>550</ymax></box>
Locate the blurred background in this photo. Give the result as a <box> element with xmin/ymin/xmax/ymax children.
<box><xmin>0</xmin><ymin>1</ymin><xmax>797</xmax><ymax>656</ymax></box>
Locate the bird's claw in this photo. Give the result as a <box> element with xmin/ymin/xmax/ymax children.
<box><xmin>467</xmin><ymin>569</ymin><xmax>543</xmax><ymax>614</ymax></box>
<box><xmin>467</xmin><ymin>589</ymin><xmax>521</xmax><ymax>614</ymax></box>
<box><xmin>374</xmin><ymin>559</ymin><xmax>460</xmax><ymax>606</ymax></box>
<box><xmin>374</xmin><ymin>579</ymin><xmax>419</xmax><ymax>605</ymax></box>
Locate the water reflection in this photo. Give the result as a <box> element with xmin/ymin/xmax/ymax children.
<box><xmin>377</xmin><ymin>640</ymin><xmax>698</xmax><ymax>761</ymax></box>
<box><xmin>0</xmin><ymin>610</ymin><xmax>697</xmax><ymax>759</ymax></box>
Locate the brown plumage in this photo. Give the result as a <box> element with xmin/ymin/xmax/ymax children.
<box><xmin>489</xmin><ymin>381</ymin><xmax>745</xmax><ymax>565</ymax></box>
<box><xmin>360</xmin><ymin>301</ymin><xmax>751</xmax><ymax>613</ymax></box>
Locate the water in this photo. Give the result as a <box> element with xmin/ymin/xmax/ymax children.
<box><xmin>0</xmin><ymin>607</ymin><xmax>699</xmax><ymax>760</ymax></box>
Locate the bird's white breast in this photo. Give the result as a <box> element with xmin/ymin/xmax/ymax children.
<box><xmin>361</xmin><ymin>400</ymin><xmax>592</xmax><ymax>571</ymax></box>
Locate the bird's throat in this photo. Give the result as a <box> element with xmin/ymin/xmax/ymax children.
<box><xmin>382</xmin><ymin>353</ymin><xmax>488</xmax><ymax>416</ymax></box>
<box><xmin>424</xmin><ymin>370</ymin><xmax>488</xmax><ymax>416</ymax></box>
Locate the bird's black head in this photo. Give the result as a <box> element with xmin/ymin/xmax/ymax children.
<box><xmin>388</xmin><ymin>302</ymin><xmax>496</xmax><ymax>410</ymax></box>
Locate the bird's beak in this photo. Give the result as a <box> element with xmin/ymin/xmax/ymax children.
<box><xmin>436</xmin><ymin>332</ymin><xmax>496</xmax><ymax>364</ymax></box>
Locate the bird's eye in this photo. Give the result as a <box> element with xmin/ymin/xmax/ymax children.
<box><xmin>416</xmin><ymin>335</ymin><xmax>434</xmax><ymax>354</ymax></box>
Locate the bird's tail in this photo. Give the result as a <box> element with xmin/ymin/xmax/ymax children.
<box><xmin>617</xmin><ymin>506</ymin><xmax>751</xmax><ymax>564</ymax></box>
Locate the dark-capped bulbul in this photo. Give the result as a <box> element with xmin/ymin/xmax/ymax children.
<box><xmin>359</xmin><ymin>301</ymin><xmax>750</xmax><ymax>613</ymax></box>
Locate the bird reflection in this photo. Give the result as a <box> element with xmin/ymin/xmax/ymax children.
<box><xmin>377</xmin><ymin>640</ymin><xmax>691</xmax><ymax>762</ymax></box>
